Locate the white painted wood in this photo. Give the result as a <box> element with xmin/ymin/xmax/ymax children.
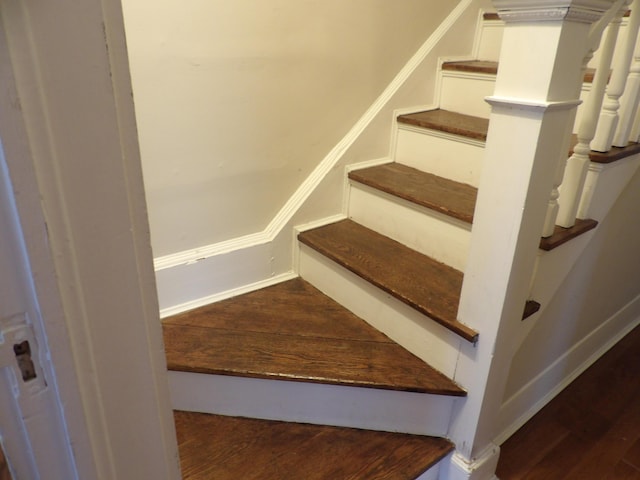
<box><xmin>416</xmin><ymin>462</ymin><xmax>443</xmax><ymax>480</ymax></box>
<box><xmin>394</xmin><ymin>125</ymin><xmax>485</xmax><ymax>187</ymax></box>
<box><xmin>558</xmin><ymin>5</ymin><xmax>627</xmax><ymax>228</ymax></box>
<box><xmin>348</xmin><ymin>182</ymin><xmax>472</xmax><ymax>271</ymax></box>
<box><xmin>168</xmin><ymin>371</ymin><xmax>456</xmax><ymax>436</ymax></box>
<box><xmin>578</xmin><ymin>153</ymin><xmax>640</xmax><ymax>219</ymax></box>
<box><xmin>442</xmin><ymin>445</ymin><xmax>500</xmax><ymax>480</ymax></box>
<box><xmin>0</xmin><ymin>160</ymin><xmax>76</xmax><ymax>479</ymax></box>
<box><xmin>495</xmin><ymin>295</ymin><xmax>640</xmax><ymax>445</ymax></box>
<box><xmin>298</xmin><ymin>244</ymin><xmax>463</xmax><ymax>379</ymax></box>
<box><xmin>447</xmin><ymin>2</ymin><xmax>605</xmax><ymax>474</ymax></box>
<box><xmin>0</xmin><ymin>0</ymin><xmax>182</xmax><ymax>478</ymax></box>
<box><xmin>476</xmin><ymin>18</ymin><xmax>504</xmax><ymax>61</ymax></box>
<box><xmin>613</xmin><ymin>28</ymin><xmax>640</xmax><ymax>145</ymax></box>
<box><xmin>592</xmin><ymin>1</ymin><xmax>640</xmax><ymax>152</ymax></box>
<box><xmin>440</xmin><ymin>71</ymin><xmax>495</xmax><ymax>118</ymax></box>
<box><xmin>439</xmin><ymin>68</ymin><xmax>591</xmax><ymax>133</ymax></box>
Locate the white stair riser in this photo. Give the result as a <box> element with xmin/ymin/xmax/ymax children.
<box><xmin>298</xmin><ymin>244</ymin><xmax>463</xmax><ymax>378</ymax></box>
<box><xmin>476</xmin><ymin>19</ymin><xmax>503</xmax><ymax>61</ymax></box>
<box><xmin>348</xmin><ymin>183</ymin><xmax>471</xmax><ymax>271</ymax></box>
<box><xmin>395</xmin><ymin>126</ymin><xmax>484</xmax><ymax>187</ymax></box>
<box><xmin>440</xmin><ymin>71</ymin><xmax>591</xmax><ymax>132</ymax></box>
<box><xmin>440</xmin><ymin>72</ymin><xmax>494</xmax><ymax>119</ymax></box>
<box><xmin>168</xmin><ymin>371</ymin><xmax>456</xmax><ymax>436</ymax></box>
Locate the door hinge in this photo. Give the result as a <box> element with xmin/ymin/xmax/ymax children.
<box><xmin>0</xmin><ymin>313</ymin><xmax>46</xmax><ymax>395</ymax></box>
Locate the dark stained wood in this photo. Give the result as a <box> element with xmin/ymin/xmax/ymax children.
<box><xmin>174</xmin><ymin>412</ymin><xmax>454</xmax><ymax>480</ymax></box>
<box><xmin>0</xmin><ymin>445</ymin><xmax>11</xmax><ymax>480</ymax></box>
<box><xmin>483</xmin><ymin>12</ymin><xmax>501</xmax><ymax>21</ymax></box>
<box><xmin>442</xmin><ymin>60</ymin><xmax>499</xmax><ymax>75</ymax></box>
<box><xmin>539</xmin><ymin>218</ymin><xmax>598</xmax><ymax>251</ymax></box>
<box><xmin>442</xmin><ymin>61</ymin><xmax>597</xmax><ymax>84</ymax></box>
<box><xmin>497</xmin><ymin>325</ymin><xmax>640</xmax><ymax>479</ymax></box>
<box><xmin>588</xmin><ymin>142</ymin><xmax>640</xmax><ymax>163</ymax></box>
<box><xmin>298</xmin><ymin>220</ymin><xmax>478</xmax><ymax>343</ymax></box>
<box><xmin>349</xmin><ymin>163</ymin><xmax>477</xmax><ymax>223</ymax></box>
<box><xmin>164</xmin><ymin>278</ymin><xmax>466</xmax><ymax>395</ymax></box>
<box><xmin>522</xmin><ymin>300</ymin><xmax>541</xmax><ymax>320</ymax></box>
<box><xmin>397</xmin><ymin>109</ymin><xmax>489</xmax><ymax>141</ymax></box>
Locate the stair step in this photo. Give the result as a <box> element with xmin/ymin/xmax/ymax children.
<box><xmin>349</xmin><ymin>163</ymin><xmax>477</xmax><ymax>224</ymax></box>
<box><xmin>174</xmin><ymin>411</ymin><xmax>454</xmax><ymax>480</ymax></box>
<box><xmin>163</xmin><ymin>278</ymin><xmax>466</xmax><ymax>396</ymax></box>
<box><xmin>298</xmin><ymin>219</ymin><xmax>478</xmax><ymax>343</ymax></box>
<box><xmin>398</xmin><ymin>109</ymin><xmax>488</xmax><ymax>142</ymax></box>
<box><xmin>442</xmin><ymin>60</ymin><xmax>598</xmax><ymax>83</ymax></box>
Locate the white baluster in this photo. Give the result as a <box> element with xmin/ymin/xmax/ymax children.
<box><xmin>592</xmin><ymin>0</ymin><xmax>640</xmax><ymax>152</ymax></box>
<box><xmin>557</xmin><ymin>3</ymin><xmax>628</xmax><ymax>229</ymax></box>
<box><xmin>613</xmin><ymin>8</ymin><xmax>640</xmax><ymax>146</ymax></box>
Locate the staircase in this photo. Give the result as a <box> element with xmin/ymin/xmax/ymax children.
<box><xmin>162</xmin><ymin>7</ymin><xmax>640</xmax><ymax>480</ymax></box>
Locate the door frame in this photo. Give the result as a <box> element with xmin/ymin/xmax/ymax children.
<box><xmin>0</xmin><ymin>0</ymin><xmax>180</xmax><ymax>478</ymax></box>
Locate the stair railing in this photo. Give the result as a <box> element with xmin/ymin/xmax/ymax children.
<box><xmin>551</xmin><ymin>0</ymin><xmax>630</xmax><ymax>232</ymax></box>
<box><xmin>592</xmin><ymin>0</ymin><xmax>640</xmax><ymax>152</ymax></box>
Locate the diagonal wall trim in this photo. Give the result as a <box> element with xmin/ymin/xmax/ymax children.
<box><xmin>153</xmin><ymin>0</ymin><xmax>475</xmax><ymax>273</ymax></box>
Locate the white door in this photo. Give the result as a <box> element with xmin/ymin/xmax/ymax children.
<box><xmin>0</xmin><ymin>148</ymin><xmax>77</xmax><ymax>479</ymax></box>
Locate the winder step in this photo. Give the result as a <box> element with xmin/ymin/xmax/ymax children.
<box><xmin>349</xmin><ymin>162</ymin><xmax>477</xmax><ymax>224</ymax></box>
<box><xmin>163</xmin><ymin>278</ymin><xmax>466</xmax><ymax>396</ymax></box>
<box><xmin>174</xmin><ymin>411</ymin><xmax>454</xmax><ymax>480</ymax></box>
<box><xmin>298</xmin><ymin>219</ymin><xmax>478</xmax><ymax>343</ymax></box>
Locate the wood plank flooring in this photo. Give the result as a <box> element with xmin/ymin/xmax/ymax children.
<box><xmin>163</xmin><ymin>278</ymin><xmax>466</xmax><ymax>395</ymax></box>
<box><xmin>497</xmin><ymin>325</ymin><xmax>640</xmax><ymax>479</ymax></box>
<box><xmin>349</xmin><ymin>163</ymin><xmax>477</xmax><ymax>223</ymax></box>
<box><xmin>397</xmin><ymin>109</ymin><xmax>489</xmax><ymax>141</ymax></box>
<box><xmin>298</xmin><ymin>219</ymin><xmax>478</xmax><ymax>342</ymax></box>
<box><xmin>173</xmin><ymin>411</ymin><xmax>454</xmax><ymax>480</ymax></box>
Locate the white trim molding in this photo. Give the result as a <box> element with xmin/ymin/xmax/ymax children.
<box><xmin>444</xmin><ymin>444</ymin><xmax>501</xmax><ymax>480</ymax></box>
<box><xmin>495</xmin><ymin>293</ymin><xmax>640</xmax><ymax>445</ymax></box>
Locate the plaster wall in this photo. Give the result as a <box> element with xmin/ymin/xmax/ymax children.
<box><xmin>122</xmin><ymin>0</ymin><xmax>457</xmax><ymax>257</ymax></box>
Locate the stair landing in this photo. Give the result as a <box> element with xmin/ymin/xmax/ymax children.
<box><xmin>163</xmin><ymin>278</ymin><xmax>466</xmax><ymax>395</ymax></box>
<box><xmin>174</xmin><ymin>411</ymin><xmax>454</xmax><ymax>480</ymax></box>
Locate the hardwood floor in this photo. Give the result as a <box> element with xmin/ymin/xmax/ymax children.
<box><xmin>173</xmin><ymin>412</ymin><xmax>453</xmax><ymax>480</ymax></box>
<box><xmin>497</xmin><ymin>325</ymin><xmax>640</xmax><ymax>479</ymax></box>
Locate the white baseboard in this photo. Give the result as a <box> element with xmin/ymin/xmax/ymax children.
<box><xmin>159</xmin><ymin>270</ymin><xmax>296</xmax><ymax>318</ymax></box>
<box><xmin>494</xmin><ymin>293</ymin><xmax>640</xmax><ymax>445</ymax></box>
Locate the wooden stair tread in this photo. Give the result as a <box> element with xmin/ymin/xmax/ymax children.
<box><xmin>163</xmin><ymin>278</ymin><xmax>466</xmax><ymax>396</ymax></box>
<box><xmin>349</xmin><ymin>162</ymin><xmax>477</xmax><ymax>223</ymax></box>
<box><xmin>298</xmin><ymin>219</ymin><xmax>478</xmax><ymax>343</ymax></box>
<box><xmin>174</xmin><ymin>411</ymin><xmax>454</xmax><ymax>480</ymax></box>
<box><xmin>398</xmin><ymin>109</ymin><xmax>488</xmax><ymax>141</ymax></box>
<box><xmin>539</xmin><ymin>218</ymin><xmax>598</xmax><ymax>251</ymax></box>
<box><xmin>442</xmin><ymin>60</ymin><xmax>597</xmax><ymax>83</ymax></box>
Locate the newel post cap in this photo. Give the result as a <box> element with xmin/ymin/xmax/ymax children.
<box><xmin>491</xmin><ymin>0</ymin><xmax>618</xmax><ymax>23</ymax></box>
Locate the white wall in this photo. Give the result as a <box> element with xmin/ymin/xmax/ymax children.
<box><xmin>122</xmin><ymin>0</ymin><xmax>457</xmax><ymax>258</ymax></box>
<box><xmin>497</xmin><ymin>165</ymin><xmax>640</xmax><ymax>441</ymax></box>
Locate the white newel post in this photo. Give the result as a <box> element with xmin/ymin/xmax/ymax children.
<box><xmin>443</xmin><ymin>2</ymin><xmax>616</xmax><ymax>480</ymax></box>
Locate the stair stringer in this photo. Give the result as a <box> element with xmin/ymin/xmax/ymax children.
<box><xmin>516</xmin><ymin>152</ymin><xmax>640</xmax><ymax>354</ymax></box>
